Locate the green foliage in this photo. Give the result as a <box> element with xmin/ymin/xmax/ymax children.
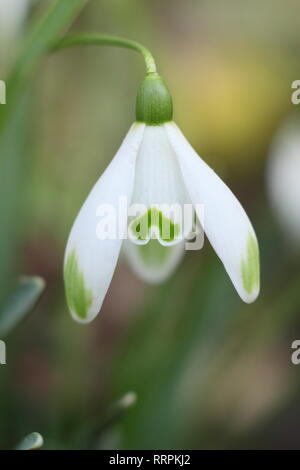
<box><xmin>0</xmin><ymin>0</ymin><xmax>88</xmax><ymax>301</ymax></box>
<box><xmin>0</xmin><ymin>0</ymin><xmax>88</xmax><ymax>131</ymax></box>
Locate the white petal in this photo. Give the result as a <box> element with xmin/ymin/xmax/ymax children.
<box><xmin>129</xmin><ymin>125</ymin><xmax>192</xmax><ymax>246</ymax></box>
<box><xmin>123</xmin><ymin>239</ymin><xmax>185</xmax><ymax>284</ymax></box>
<box><xmin>165</xmin><ymin>122</ymin><xmax>259</xmax><ymax>303</ymax></box>
<box><xmin>64</xmin><ymin>123</ymin><xmax>145</xmax><ymax>323</ymax></box>
<box><xmin>267</xmin><ymin>118</ymin><xmax>300</xmax><ymax>244</ymax></box>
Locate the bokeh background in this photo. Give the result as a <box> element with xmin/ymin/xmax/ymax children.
<box><xmin>1</xmin><ymin>0</ymin><xmax>300</xmax><ymax>449</ymax></box>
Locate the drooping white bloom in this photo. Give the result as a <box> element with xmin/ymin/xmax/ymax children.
<box><xmin>64</xmin><ymin>73</ymin><xmax>260</xmax><ymax>323</ymax></box>
<box><xmin>267</xmin><ymin>117</ymin><xmax>300</xmax><ymax>244</ymax></box>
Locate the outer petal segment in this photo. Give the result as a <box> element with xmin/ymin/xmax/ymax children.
<box><xmin>165</xmin><ymin>122</ymin><xmax>259</xmax><ymax>303</ymax></box>
<box><xmin>64</xmin><ymin>123</ymin><xmax>145</xmax><ymax>322</ymax></box>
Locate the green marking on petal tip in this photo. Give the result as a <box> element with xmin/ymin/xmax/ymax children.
<box><xmin>241</xmin><ymin>234</ymin><xmax>260</xmax><ymax>294</ymax></box>
<box><xmin>129</xmin><ymin>207</ymin><xmax>180</xmax><ymax>243</ymax></box>
<box><xmin>64</xmin><ymin>249</ymin><xmax>92</xmax><ymax>320</ymax></box>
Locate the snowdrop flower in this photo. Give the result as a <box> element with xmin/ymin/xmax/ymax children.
<box><xmin>267</xmin><ymin>117</ymin><xmax>300</xmax><ymax>244</ymax></box>
<box><xmin>60</xmin><ymin>35</ymin><xmax>260</xmax><ymax>323</ymax></box>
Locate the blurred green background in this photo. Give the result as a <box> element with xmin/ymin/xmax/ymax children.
<box><xmin>1</xmin><ymin>0</ymin><xmax>300</xmax><ymax>450</ymax></box>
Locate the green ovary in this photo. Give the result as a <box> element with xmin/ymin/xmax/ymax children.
<box><xmin>129</xmin><ymin>207</ymin><xmax>180</xmax><ymax>243</ymax></box>
<box><xmin>241</xmin><ymin>234</ymin><xmax>260</xmax><ymax>294</ymax></box>
<box><xmin>64</xmin><ymin>249</ymin><xmax>92</xmax><ymax>320</ymax></box>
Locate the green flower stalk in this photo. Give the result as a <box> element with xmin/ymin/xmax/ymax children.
<box><xmin>53</xmin><ymin>34</ymin><xmax>260</xmax><ymax>323</ymax></box>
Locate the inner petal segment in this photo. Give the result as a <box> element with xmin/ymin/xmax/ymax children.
<box><xmin>130</xmin><ymin>125</ymin><xmax>192</xmax><ymax>245</ymax></box>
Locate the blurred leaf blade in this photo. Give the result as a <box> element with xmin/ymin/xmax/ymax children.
<box><xmin>0</xmin><ymin>91</ymin><xmax>31</xmax><ymax>303</ymax></box>
<box><xmin>0</xmin><ymin>0</ymin><xmax>87</xmax><ymax>302</ymax></box>
<box><xmin>1</xmin><ymin>0</ymin><xmax>88</xmax><ymax>132</ymax></box>
<box><xmin>71</xmin><ymin>391</ymin><xmax>137</xmax><ymax>449</ymax></box>
<box><xmin>15</xmin><ymin>432</ymin><xmax>44</xmax><ymax>450</ymax></box>
<box><xmin>13</xmin><ymin>0</ymin><xmax>88</xmax><ymax>76</ymax></box>
<box><xmin>99</xmin><ymin>391</ymin><xmax>138</xmax><ymax>432</ymax></box>
<box><xmin>0</xmin><ymin>276</ymin><xmax>45</xmax><ymax>337</ymax></box>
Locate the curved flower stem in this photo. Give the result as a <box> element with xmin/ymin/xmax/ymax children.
<box><xmin>51</xmin><ymin>33</ymin><xmax>157</xmax><ymax>75</ymax></box>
